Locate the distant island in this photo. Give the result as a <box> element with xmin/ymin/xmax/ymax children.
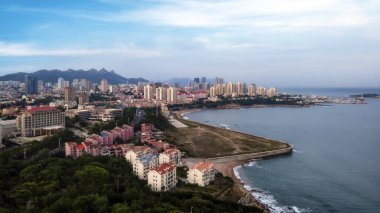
<box><xmin>0</xmin><ymin>68</ymin><xmax>148</xmax><ymax>85</ymax></box>
<box><xmin>351</xmin><ymin>93</ymin><xmax>380</xmax><ymax>98</ymax></box>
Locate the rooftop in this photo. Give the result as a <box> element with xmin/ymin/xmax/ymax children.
<box><xmin>190</xmin><ymin>162</ymin><xmax>214</xmax><ymax>172</ymax></box>
<box><xmin>151</xmin><ymin>162</ymin><xmax>175</xmax><ymax>175</ymax></box>
<box><xmin>28</xmin><ymin>107</ymin><xmax>57</xmax><ymax>113</ymax></box>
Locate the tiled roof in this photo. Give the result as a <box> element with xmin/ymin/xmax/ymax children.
<box><xmin>151</xmin><ymin>162</ymin><xmax>175</xmax><ymax>175</ymax></box>
<box><xmin>190</xmin><ymin>162</ymin><xmax>214</xmax><ymax>172</ymax></box>
<box><xmin>28</xmin><ymin>107</ymin><xmax>57</xmax><ymax>113</ymax></box>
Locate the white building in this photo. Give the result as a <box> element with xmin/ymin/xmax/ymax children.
<box><xmin>133</xmin><ymin>154</ymin><xmax>159</xmax><ymax>180</ymax></box>
<box><xmin>57</xmin><ymin>78</ymin><xmax>65</xmax><ymax>91</ymax></box>
<box><xmin>0</xmin><ymin>120</ymin><xmax>17</xmax><ymax>141</ymax></box>
<box><xmin>187</xmin><ymin>162</ymin><xmax>215</xmax><ymax>186</ymax></box>
<box><xmin>148</xmin><ymin>162</ymin><xmax>176</xmax><ymax>192</ymax></box>
<box><xmin>125</xmin><ymin>146</ymin><xmax>153</xmax><ymax>163</ymax></box>
<box><xmin>159</xmin><ymin>148</ymin><xmax>182</xmax><ymax>166</ymax></box>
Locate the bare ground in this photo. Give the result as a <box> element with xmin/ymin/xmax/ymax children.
<box><xmin>168</xmin><ymin>117</ymin><xmax>289</xmax><ymax>158</ymax></box>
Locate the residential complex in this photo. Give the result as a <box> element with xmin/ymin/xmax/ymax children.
<box><xmin>148</xmin><ymin>162</ymin><xmax>177</xmax><ymax>192</ymax></box>
<box><xmin>187</xmin><ymin>162</ymin><xmax>216</xmax><ymax>186</ymax></box>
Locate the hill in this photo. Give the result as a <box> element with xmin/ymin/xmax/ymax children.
<box><xmin>0</xmin><ymin>68</ymin><xmax>148</xmax><ymax>84</ymax></box>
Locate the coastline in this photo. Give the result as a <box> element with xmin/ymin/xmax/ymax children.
<box><xmin>176</xmin><ymin>108</ymin><xmax>293</xmax><ymax>212</ymax></box>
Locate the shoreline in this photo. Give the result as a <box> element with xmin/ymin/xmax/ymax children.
<box><xmin>174</xmin><ymin>103</ymin><xmax>312</xmax><ymax>118</ymax></box>
<box><xmin>176</xmin><ymin>109</ymin><xmax>293</xmax><ymax>212</ymax></box>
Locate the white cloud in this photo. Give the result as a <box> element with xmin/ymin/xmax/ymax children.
<box><xmin>103</xmin><ymin>0</ymin><xmax>379</xmax><ymax>30</ymax></box>
<box><xmin>0</xmin><ymin>41</ymin><xmax>161</xmax><ymax>57</ymax></box>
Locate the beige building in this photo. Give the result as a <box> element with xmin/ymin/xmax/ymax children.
<box><xmin>159</xmin><ymin>148</ymin><xmax>182</xmax><ymax>166</ymax></box>
<box><xmin>148</xmin><ymin>162</ymin><xmax>176</xmax><ymax>192</ymax></box>
<box><xmin>256</xmin><ymin>86</ymin><xmax>266</xmax><ymax>96</ymax></box>
<box><xmin>266</xmin><ymin>87</ymin><xmax>276</xmax><ymax>97</ymax></box>
<box><xmin>166</xmin><ymin>87</ymin><xmax>177</xmax><ymax>103</ymax></box>
<box><xmin>133</xmin><ymin>154</ymin><xmax>159</xmax><ymax>180</ymax></box>
<box><xmin>144</xmin><ymin>85</ymin><xmax>154</xmax><ymax>100</ymax></box>
<box><xmin>248</xmin><ymin>84</ymin><xmax>256</xmax><ymax>96</ymax></box>
<box><xmin>16</xmin><ymin>107</ymin><xmax>65</xmax><ymax>137</ymax></box>
<box><xmin>187</xmin><ymin>162</ymin><xmax>215</xmax><ymax>186</ymax></box>
<box><xmin>100</xmin><ymin>79</ymin><xmax>108</xmax><ymax>92</ymax></box>
<box><xmin>155</xmin><ymin>87</ymin><xmax>167</xmax><ymax>101</ymax></box>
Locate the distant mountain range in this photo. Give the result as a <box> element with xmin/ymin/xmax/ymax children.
<box><xmin>0</xmin><ymin>68</ymin><xmax>148</xmax><ymax>84</ymax></box>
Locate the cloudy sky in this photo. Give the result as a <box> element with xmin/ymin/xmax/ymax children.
<box><xmin>1</xmin><ymin>0</ymin><xmax>380</xmax><ymax>87</ymax></box>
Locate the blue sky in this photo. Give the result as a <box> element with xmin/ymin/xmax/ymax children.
<box><xmin>1</xmin><ymin>0</ymin><xmax>380</xmax><ymax>87</ymax></box>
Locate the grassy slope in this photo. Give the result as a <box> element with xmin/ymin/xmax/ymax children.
<box><xmin>167</xmin><ymin>117</ymin><xmax>289</xmax><ymax>158</ymax></box>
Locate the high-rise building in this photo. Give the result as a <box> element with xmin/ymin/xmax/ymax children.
<box><xmin>24</xmin><ymin>75</ymin><xmax>38</xmax><ymax>95</ymax></box>
<box><xmin>72</xmin><ymin>79</ymin><xmax>80</xmax><ymax>89</ymax></box>
<box><xmin>248</xmin><ymin>84</ymin><xmax>256</xmax><ymax>96</ymax></box>
<box><xmin>256</xmin><ymin>86</ymin><xmax>266</xmax><ymax>96</ymax></box>
<box><xmin>78</xmin><ymin>91</ymin><xmax>89</xmax><ymax>105</ymax></box>
<box><xmin>64</xmin><ymin>86</ymin><xmax>76</xmax><ymax>103</ymax></box>
<box><xmin>201</xmin><ymin>77</ymin><xmax>207</xmax><ymax>83</ymax></box>
<box><xmin>144</xmin><ymin>85</ymin><xmax>154</xmax><ymax>100</ymax></box>
<box><xmin>155</xmin><ymin>87</ymin><xmax>167</xmax><ymax>101</ymax></box>
<box><xmin>215</xmin><ymin>77</ymin><xmax>224</xmax><ymax>84</ymax></box>
<box><xmin>193</xmin><ymin>78</ymin><xmax>200</xmax><ymax>84</ymax></box>
<box><xmin>266</xmin><ymin>87</ymin><xmax>276</xmax><ymax>97</ymax></box>
<box><xmin>167</xmin><ymin>87</ymin><xmax>177</xmax><ymax>103</ymax></box>
<box><xmin>236</xmin><ymin>82</ymin><xmax>246</xmax><ymax>95</ymax></box>
<box><xmin>100</xmin><ymin>79</ymin><xmax>108</xmax><ymax>92</ymax></box>
<box><xmin>57</xmin><ymin>78</ymin><xmax>65</xmax><ymax>91</ymax></box>
<box><xmin>226</xmin><ymin>82</ymin><xmax>234</xmax><ymax>94</ymax></box>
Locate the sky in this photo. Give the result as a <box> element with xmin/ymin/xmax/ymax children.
<box><xmin>0</xmin><ymin>0</ymin><xmax>380</xmax><ymax>87</ymax></box>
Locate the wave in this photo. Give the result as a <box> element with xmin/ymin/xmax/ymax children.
<box><xmin>293</xmin><ymin>149</ymin><xmax>302</xmax><ymax>154</ymax></box>
<box><xmin>234</xmin><ymin>166</ymin><xmax>311</xmax><ymax>213</ymax></box>
<box><xmin>243</xmin><ymin>160</ymin><xmax>263</xmax><ymax>168</ymax></box>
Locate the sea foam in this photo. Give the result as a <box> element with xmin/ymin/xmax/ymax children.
<box><xmin>234</xmin><ymin>165</ymin><xmax>310</xmax><ymax>213</ymax></box>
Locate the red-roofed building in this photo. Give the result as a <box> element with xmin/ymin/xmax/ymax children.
<box><xmin>187</xmin><ymin>161</ymin><xmax>215</xmax><ymax>186</ymax></box>
<box><xmin>76</xmin><ymin>144</ymin><xmax>86</xmax><ymax>158</ymax></box>
<box><xmin>148</xmin><ymin>162</ymin><xmax>177</xmax><ymax>192</ymax></box>
<box><xmin>159</xmin><ymin>148</ymin><xmax>182</xmax><ymax>166</ymax></box>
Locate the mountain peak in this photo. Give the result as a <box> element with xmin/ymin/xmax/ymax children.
<box><xmin>0</xmin><ymin>69</ymin><xmax>148</xmax><ymax>84</ymax></box>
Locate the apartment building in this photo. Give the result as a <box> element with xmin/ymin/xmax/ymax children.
<box><xmin>159</xmin><ymin>148</ymin><xmax>182</xmax><ymax>166</ymax></box>
<box><xmin>187</xmin><ymin>162</ymin><xmax>215</xmax><ymax>186</ymax></box>
<box><xmin>148</xmin><ymin>162</ymin><xmax>177</xmax><ymax>192</ymax></box>
<box><xmin>133</xmin><ymin>154</ymin><xmax>159</xmax><ymax>180</ymax></box>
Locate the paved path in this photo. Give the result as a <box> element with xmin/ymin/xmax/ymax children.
<box><xmin>168</xmin><ymin>116</ymin><xmax>188</xmax><ymax>128</ymax></box>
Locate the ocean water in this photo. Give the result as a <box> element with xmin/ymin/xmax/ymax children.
<box><xmin>186</xmin><ymin>88</ymin><xmax>380</xmax><ymax>213</ymax></box>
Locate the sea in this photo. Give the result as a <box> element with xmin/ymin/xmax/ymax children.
<box><xmin>185</xmin><ymin>88</ymin><xmax>380</xmax><ymax>213</ymax></box>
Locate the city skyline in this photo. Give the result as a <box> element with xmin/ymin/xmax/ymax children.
<box><xmin>1</xmin><ymin>0</ymin><xmax>380</xmax><ymax>88</ymax></box>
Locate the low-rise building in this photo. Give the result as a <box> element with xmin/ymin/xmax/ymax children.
<box><xmin>125</xmin><ymin>146</ymin><xmax>153</xmax><ymax>163</ymax></box>
<box><xmin>187</xmin><ymin>162</ymin><xmax>215</xmax><ymax>186</ymax></box>
<box><xmin>148</xmin><ymin>162</ymin><xmax>176</xmax><ymax>192</ymax></box>
<box><xmin>0</xmin><ymin>120</ymin><xmax>17</xmax><ymax>141</ymax></box>
<box><xmin>133</xmin><ymin>154</ymin><xmax>159</xmax><ymax>180</ymax></box>
<box><xmin>159</xmin><ymin>148</ymin><xmax>182</xmax><ymax>166</ymax></box>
